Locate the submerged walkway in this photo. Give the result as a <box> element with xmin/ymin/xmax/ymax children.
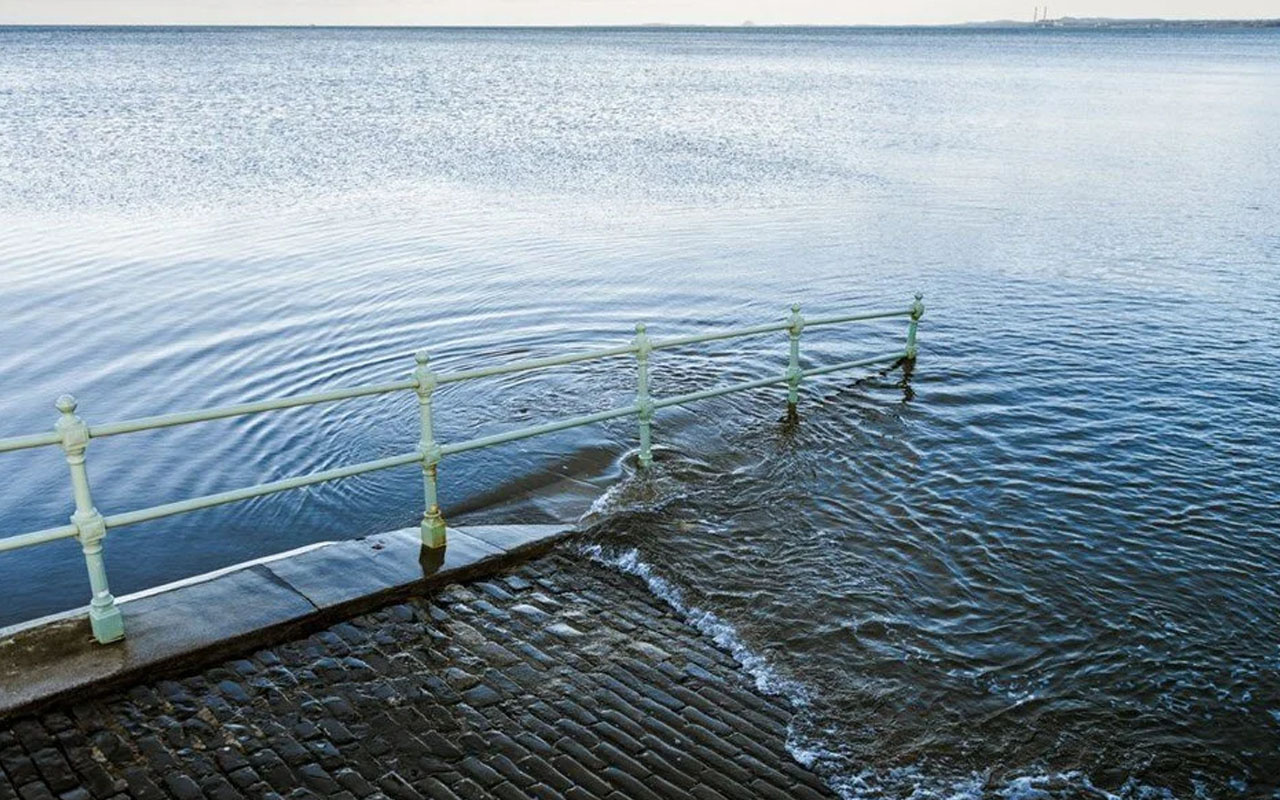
<box><xmin>0</xmin><ymin>552</ymin><xmax>835</xmax><ymax>800</ymax></box>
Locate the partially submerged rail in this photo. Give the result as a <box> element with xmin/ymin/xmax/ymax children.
<box><xmin>0</xmin><ymin>295</ymin><xmax>925</xmax><ymax>643</ymax></box>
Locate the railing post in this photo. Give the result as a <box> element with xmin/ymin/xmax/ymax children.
<box><xmin>55</xmin><ymin>395</ymin><xmax>124</xmax><ymax>644</ymax></box>
<box><xmin>413</xmin><ymin>352</ymin><xmax>446</xmax><ymax>548</ymax></box>
<box><xmin>906</xmin><ymin>293</ymin><xmax>925</xmax><ymax>359</ymax></box>
<box><xmin>633</xmin><ymin>323</ymin><xmax>654</xmax><ymax>469</ymax></box>
<box><xmin>786</xmin><ymin>303</ymin><xmax>805</xmax><ymax>413</ymax></box>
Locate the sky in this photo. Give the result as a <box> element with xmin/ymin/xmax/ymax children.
<box><xmin>0</xmin><ymin>0</ymin><xmax>1275</xmax><ymax>26</ymax></box>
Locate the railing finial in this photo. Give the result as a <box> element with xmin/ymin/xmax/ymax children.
<box><xmin>54</xmin><ymin>394</ymin><xmax>124</xmax><ymax>644</ymax></box>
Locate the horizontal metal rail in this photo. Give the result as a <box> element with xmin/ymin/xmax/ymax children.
<box><xmin>0</xmin><ymin>380</ymin><xmax>418</xmax><ymax>454</ymax></box>
<box><xmin>803</xmin><ymin>307</ymin><xmax>914</xmax><ymax>328</ymax></box>
<box><xmin>436</xmin><ymin>342</ymin><xmax>638</xmax><ymax>385</ymax></box>
<box><xmin>91</xmin><ymin>380</ymin><xmax>418</xmax><ymax>440</ymax></box>
<box><xmin>653</xmin><ymin>350</ymin><xmax>905</xmax><ymax>410</ymax></box>
<box><xmin>440</xmin><ymin>404</ymin><xmax>643</xmax><ymax>456</ymax></box>
<box><xmin>0</xmin><ymin>522</ymin><xmax>80</xmax><ymax>553</ymax></box>
<box><xmin>801</xmin><ymin>350</ymin><xmax>908</xmax><ymax>379</ymax></box>
<box><xmin>0</xmin><ymin>308</ymin><xmax>913</xmax><ymax>455</ymax></box>
<box><xmin>0</xmin><ymin>354</ymin><xmax>908</xmax><ymax>555</ymax></box>
<box><xmin>0</xmin><ymin>431</ymin><xmax>61</xmax><ymax>454</ymax></box>
<box><xmin>103</xmin><ymin>451</ymin><xmax>423</xmax><ymax>529</ymax></box>
<box><xmin>0</xmin><ymin>295</ymin><xmax>925</xmax><ymax>644</ymax></box>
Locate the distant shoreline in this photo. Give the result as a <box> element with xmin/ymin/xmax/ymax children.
<box><xmin>0</xmin><ymin>20</ymin><xmax>1277</xmax><ymax>30</ymax></box>
<box><xmin>961</xmin><ymin>17</ymin><xmax>1280</xmax><ymax>29</ymax></box>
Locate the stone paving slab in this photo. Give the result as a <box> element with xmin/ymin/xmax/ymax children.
<box><xmin>1</xmin><ymin>526</ymin><xmax>570</xmax><ymax>719</ymax></box>
<box><xmin>0</xmin><ymin>551</ymin><xmax>836</xmax><ymax>800</ymax></box>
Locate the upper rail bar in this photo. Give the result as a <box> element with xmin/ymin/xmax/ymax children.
<box><xmin>0</xmin><ymin>431</ymin><xmax>61</xmax><ymax>454</ymax></box>
<box><xmin>0</xmin><ymin>522</ymin><xmax>80</xmax><ymax>553</ymax></box>
<box><xmin>0</xmin><ymin>380</ymin><xmax>418</xmax><ymax>453</ymax></box>
<box><xmin>0</xmin><ymin>307</ymin><xmax>912</xmax><ymax>454</ymax></box>
<box><xmin>91</xmin><ymin>380</ymin><xmax>418</xmax><ymax>439</ymax></box>
<box><xmin>0</xmin><ymin>295</ymin><xmax>925</xmax><ymax>643</ymax></box>
<box><xmin>803</xmin><ymin>307</ymin><xmax>914</xmax><ymax>328</ymax></box>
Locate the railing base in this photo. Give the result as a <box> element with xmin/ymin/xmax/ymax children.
<box><xmin>421</xmin><ymin>515</ymin><xmax>447</xmax><ymax>549</ymax></box>
<box><xmin>88</xmin><ymin>605</ymin><xmax>125</xmax><ymax>644</ymax></box>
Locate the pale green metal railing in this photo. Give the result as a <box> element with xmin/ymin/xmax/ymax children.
<box><xmin>0</xmin><ymin>295</ymin><xmax>924</xmax><ymax>644</ymax></box>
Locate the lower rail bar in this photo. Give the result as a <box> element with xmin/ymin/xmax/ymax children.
<box><xmin>652</xmin><ymin>351</ymin><xmax>905</xmax><ymax>412</ymax></box>
<box><xmin>103</xmin><ymin>451</ymin><xmax>422</xmax><ymax>529</ymax></box>
<box><xmin>441</xmin><ymin>404</ymin><xmax>641</xmax><ymax>456</ymax></box>
<box><xmin>654</xmin><ymin>372</ymin><xmax>791</xmax><ymax>410</ymax></box>
<box><xmin>800</xmin><ymin>350</ymin><xmax>905</xmax><ymax>379</ymax></box>
<box><xmin>437</xmin><ymin>343</ymin><xmax>637</xmax><ymax>385</ymax></box>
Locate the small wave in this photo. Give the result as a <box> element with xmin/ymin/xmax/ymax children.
<box><xmin>577</xmin><ymin>541</ymin><xmax>869</xmax><ymax>792</ymax></box>
<box><xmin>823</xmin><ymin>766</ymin><xmax>1159</xmax><ymax>800</ymax></box>
<box><xmin>578</xmin><ymin>542</ymin><xmax>810</xmax><ymax>706</ymax></box>
<box><xmin>577</xmin><ymin>542</ymin><xmax>1182</xmax><ymax>800</ymax></box>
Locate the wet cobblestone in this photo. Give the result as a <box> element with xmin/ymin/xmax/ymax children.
<box><xmin>1</xmin><ymin>553</ymin><xmax>834</xmax><ymax>799</ymax></box>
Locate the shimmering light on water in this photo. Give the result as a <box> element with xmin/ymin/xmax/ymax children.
<box><xmin>1</xmin><ymin>25</ymin><xmax>1278</xmax><ymax>799</ymax></box>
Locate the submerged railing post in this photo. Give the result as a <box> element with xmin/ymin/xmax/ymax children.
<box><xmin>786</xmin><ymin>303</ymin><xmax>805</xmax><ymax>413</ymax></box>
<box><xmin>634</xmin><ymin>323</ymin><xmax>654</xmax><ymax>469</ymax></box>
<box><xmin>413</xmin><ymin>352</ymin><xmax>446</xmax><ymax>548</ymax></box>
<box><xmin>55</xmin><ymin>395</ymin><xmax>124</xmax><ymax>644</ymax></box>
<box><xmin>906</xmin><ymin>293</ymin><xmax>925</xmax><ymax>359</ymax></box>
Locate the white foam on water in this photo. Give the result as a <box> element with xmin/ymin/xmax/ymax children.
<box><xmin>583</xmin><ymin>479</ymin><xmax>631</xmax><ymax>521</ymax></box>
<box><xmin>578</xmin><ymin>543</ymin><xmax>810</xmax><ymax>706</ymax></box>
<box><xmin>578</xmin><ymin>540</ymin><xmax>1189</xmax><ymax>800</ymax></box>
<box><xmin>823</xmin><ymin>767</ymin><xmax>1155</xmax><ymax>800</ymax></box>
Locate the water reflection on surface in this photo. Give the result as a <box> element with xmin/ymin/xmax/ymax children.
<box><xmin>1</xmin><ymin>25</ymin><xmax>1278</xmax><ymax>799</ymax></box>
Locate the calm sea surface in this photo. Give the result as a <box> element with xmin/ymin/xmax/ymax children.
<box><xmin>1</xmin><ymin>26</ymin><xmax>1278</xmax><ymax>798</ymax></box>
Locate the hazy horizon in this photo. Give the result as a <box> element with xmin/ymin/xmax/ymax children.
<box><xmin>1</xmin><ymin>1</ymin><xmax>1277</xmax><ymax>27</ymax></box>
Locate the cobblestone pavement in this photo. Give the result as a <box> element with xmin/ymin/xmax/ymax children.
<box><xmin>1</xmin><ymin>552</ymin><xmax>836</xmax><ymax>800</ymax></box>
